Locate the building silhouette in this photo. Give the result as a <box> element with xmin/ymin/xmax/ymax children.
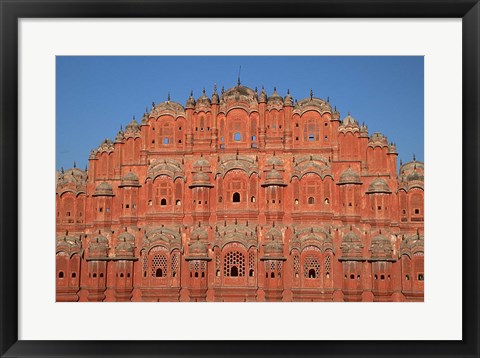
<box><xmin>56</xmin><ymin>83</ymin><xmax>424</xmax><ymax>302</ymax></box>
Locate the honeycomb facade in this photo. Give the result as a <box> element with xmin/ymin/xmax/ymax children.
<box><xmin>56</xmin><ymin>83</ymin><xmax>424</xmax><ymax>302</ymax></box>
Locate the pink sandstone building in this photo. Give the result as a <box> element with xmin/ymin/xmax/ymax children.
<box><xmin>56</xmin><ymin>83</ymin><xmax>424</xmax><ymax>302</ymax></box>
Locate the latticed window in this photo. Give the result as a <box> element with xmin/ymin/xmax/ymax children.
<box><xmin>142</xmin><ymin>253</ymin><xmax>148</xmax><ymax>277</ymax></box>
<box><xmin>223</xmin><ymin>251</ymin><xmax>245</xmax><ymax>277</ymax></box>
<box><xmin>151</xmin><ymin>254</ymin><xmax>168</xmax><ymax>277</ymax></box>
<box><xmin>304</xmin><ymin>255</ymin><xmax>320</xmax><ymax>278</ymax></box>
<box><xmin>248</xmin><ymin>251</ymin><xmax>255</xmax><ymax>276</ymax></box>
<box><xmin>293</xmin><ymin>254</ymin><xmax>300</xmax><ymax>277</ymax></box>
<box><xmin>324</xmin><ymin>255</ymin><xmax>331</xmax><ymax>278</ymax></box>
<box><xmin>171</xmin><ymin>253</ymin><xmax>179</xmax><ymax>278</ymax></box>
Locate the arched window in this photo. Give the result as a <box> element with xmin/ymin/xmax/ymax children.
<box><xmin>232</xmin><ymin>192</ymin><xmax>241</xmax><ymax>203</ymax></box>
<box><xmin>250</xmin><ymin>196</ymin><xmax>256</xmax><ymax>203</ymax></box>
<box><xmin>304</xmin><ymin>254</ymin><xmax>320</xmax><ymax>278</ymax></box>
<box><xmin>160</xmin><ymin>198</ymin><xmax>167</xmax><ymax>206</ymax></box>
<box><xmin>58</xmin><ymin>271</ymin><xmax>64</xmax><ymax>278</ymax></box>
<box><xmin>308</xmin><ymin>197</ymin><xmax>315</xmax><ymax>204</ymax></box>
<box><xmin>152</xmin><ymin>254</ymin><xmax>167</xmax><ymax>278</ymax></box>
<box><xmin>224</xmin><ymin>251</ymin><xmax>245</xmax><ymax>277</ymax></box>
<box><xmin>234</xmin><ymin>132</ymin><xmax>241</xmax><ymax>141</ymax></box>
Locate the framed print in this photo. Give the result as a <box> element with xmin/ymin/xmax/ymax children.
<box><xmin>1</xmin><ymin>0</ymin><xmax>479</xmax><ymax>357</ymax></box>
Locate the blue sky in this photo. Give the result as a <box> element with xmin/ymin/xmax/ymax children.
<box><xmin>56</xmin><ymin>56</ymin><xmax>423</xmax><ymax>171</ymax></box>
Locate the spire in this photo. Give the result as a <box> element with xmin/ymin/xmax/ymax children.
<box><xmin>237</xmin><ymin>65</ymin><xmax>241</xmax><ymax>86</ymax></box>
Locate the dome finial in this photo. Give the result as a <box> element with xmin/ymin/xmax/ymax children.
<box><xmin>213</xmin><ymin>83</ymin><xmax>217</xmax><ymax>94</ymax></box>
<box><xmin>190</xmin><ymin>90</ymin><xmax>193</xmax><ymax>97</ymax></box>
<box><xmin>167</xmin><ymin>92</ymin><xmax>170</xmax><ymax>101</ymax></box>
<box><xmin>327</xmin><ymin>96</ymin><xmax>330</xmax><ymax>103</ymax></box>
<box><xmin>203</xmin><ymin>87</ymin><xmax>206</xmax><ymax>95</ymax></box>
<box><xmin>287</xmin><ymin>89</ymin><xmax>290</xmax><ymax>95</ymax></box>
<box><xmin>413</xmin><ymin>153</ymin><xmax>416</xmax><ymax>161</ymax></box>
<box><xmin>221</xmin><ymin>86</ymin><xmax>225</xmax><ymax>94</ymax></box>
<box><xmin>237</xmin><ymin>65</ymin><xmax>241</xmax><ymax>86</ymax></box>
<box><xmin>273</xmin><ymin>86</ymin><xmax>277</xmax><ymax>92</ymax></box>
<box><xmin>61</xmin><ymin>166</ymin><xmax>64</xmax><ymax>174</ymax></box>
<box><xmin>73</xmin><ymin>161</ymin><xmax>76</xmax><ymax>168</ymax></box>
<box><xmin>310</xmin><ymin>88</ymin><xmax>313</xmax><ymax>99</ymax></box>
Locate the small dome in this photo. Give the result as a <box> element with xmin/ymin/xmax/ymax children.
<box><xmin>125</xmin><ymin>118</ymin><xmax>140</xmax><ymax>132</ymax></box>
<box><xmin>342</xmin><ymin>231</ymin><xmax>361</xmax><ymax>243</ymax></box>
<box><xmin>366</xmin><ymin>178</ymin><xmax>392</xmax><ymax>194</ymax></box>
<box><xmin>407</xmin><ymin>171</ymin><xmax>424</xmax><ymax>181</ymax></box>
<box><xmin>342</xmin><ymin>114</ymin><xmax>358</xmax><ymax>127</ymax></box>
<box><xmin>262</xmin><ymin>169</ymin><xmax>287</xmax><ymax>187</ymax></box>
<box><xmin>222</xmin><ymin>84</ymin><xmax>258</xmax><ymax>104</ymax></box>
<box><xmin>337</xmin><ymin>167</ymin><xmax>362</xmax><ymax>185</ymax></box>
<box><xmin>186</xmin><ymin>91</ymin><xmax>196</xmax><ymax>109</ymax></box>
<box><xmin>264</xmin><ymin>240</ymin><xmax>284</xmax><ymax>255</ymax></box>
<box><xmin>152</xmin><ymin>100</ymin><xmax>185</xmax><ymax>116</ymax></box>
<box><xmin>189</xmin><ymin>240</ymin><xmax>208</xmax><ymax>255</ymax></box>
<box><xmin>196</xmin><ymin>89</ymin><xmax>211</xmax><ymax>107</ymax></box>
<box><xmin>284</xmin><ymin>90</ymin><xmax>293</xmax><ymax>107</ymax></box>
<box><xmin>119</xmin><ymin>172</ymin><xmax>141</xmax><ymax>187</ymax></box>
<box><xmin>370</xmin><ymin>234</ymin><xmax>393</xmax><ymax>258</ymax></box>
<box><xmin>93</xmin><ymin>181</ymin><xmax>114</xmax><ymax>196</ymax></box>
<box><xmin>189</xmin><ymin>171</ymin><xmax>214</xmax><ymax>188</ymax></box>
<box><xmin>193</xmin><ymin>158</ymin><xmax>210</xmax><ymax>169</ymax></box>
<box><xmin>267</xmin><ymin>88</ymin><xmax>284</xmax><ymax>105</ymax></box>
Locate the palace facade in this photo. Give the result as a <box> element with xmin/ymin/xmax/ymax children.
<box><xmin>56</xmin><ymin>83</ymin><xmax>424</xmax><ymax>302</ymax></box>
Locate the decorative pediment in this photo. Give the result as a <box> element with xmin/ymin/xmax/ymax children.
<box><xmin>56</xmin><ymin>167</ymin><xmax>87</xmax><ymax>196</ymax></box>
<box><xmin>368</xmin><ymin>132</ymin><xmax>389</xmax><ymax>148</ymax></box>
<box><xmin>291</xmin><ymin>155</ymin><xmax>332</xmax><ymax>181</ymax></box>
<box><xmin>216</xmin><ymin>154</ymin><xmax>259</xmax><ymax>178</ymax></box>
<box><xmin>56</xmin><ymin>235</ymin><xmax>83</xmax><ymax>257</ymax></box>
<box><xmin>123</xmin><ymin>118</ymin><xmax>141</xmax><ymax>139</ymax></box>
<box><xmin>292</xmin><ymin>96</ymin><xmax>332</xmax><ymax>117</ymax></box>
<box><xmin>289</xmin><ymin>226</ymin><xmax>334</xmax><ymax>253</ymax></box>
<box><xmin>142</xmin><ymin>227</ymin><xmax>182</xmax><ymax>254</ymax></box>
<box><xmin>150</xmin><ymin>100</ymin><xmax>185</xmax><ymax>119</ymax></box>
<box><xmin>213</xmin><ymin>222</ymin><xmax>257</xmax><ymax>250</ymax></box>
<box><xmin>400</xmin><ymin>233</ymin><xmax>424</xmax><ymax>258</ymax></box>
<box><xmin>146</xmin><ymin>159</ymin><xmax>185</xmax><ymax>182</ymax></box>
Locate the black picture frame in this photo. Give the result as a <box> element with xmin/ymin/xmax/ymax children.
<box><xmin>1</xmin><ymin>1</ymin><xmax>478</xmax><ymax>357</ymax></box>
